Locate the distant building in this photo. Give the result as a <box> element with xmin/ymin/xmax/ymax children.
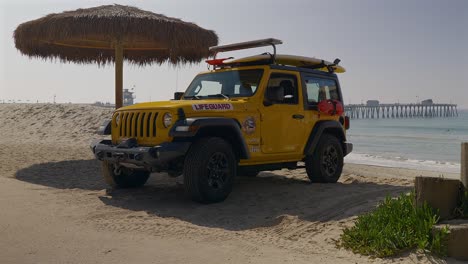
<box><xmin>123</xmin><ymin>89</ymin><xmax>136</xmax><ymax>106</ymax></box>
<box><xmin>366</xmin><ymin>100</ymin><xmax>379</xmax><ymax>106</ymax></box>
<box><xmin>93</xmin><ymin>101</ymin><xmax>113</xmax><ymax>108</ymax></box>
<box><xmin>93</xmin><ymin>88</ymin><xmax>135</xmax><ymax>108</ymax></box>
<box><xmin>421</xmin><ymin>99</ymin><xmax>433</xmax><ymax>105</ymax></box>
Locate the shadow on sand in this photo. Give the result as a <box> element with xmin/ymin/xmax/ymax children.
<box><xmin>15</xmin><ymin>159</ymin><xmax>411</xmax><ymax>231</ymax></box>
<box><xmin>15</xmin><ymin>159</ymin><xmax>106</xmax><ymax>190</ymax></box>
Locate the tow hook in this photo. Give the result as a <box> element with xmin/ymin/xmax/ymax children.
<box><xmin>114</xmin><ymin>165</ymin><xmax>122</xmax><ymax>176</ymax></box>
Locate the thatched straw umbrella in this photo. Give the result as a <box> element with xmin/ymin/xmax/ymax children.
<box><xmin>14</xmin><ymin>4</ymin><xmax>218</xmax><ymax>108</ymax></box>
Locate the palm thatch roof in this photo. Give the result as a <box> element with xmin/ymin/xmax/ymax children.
<box><xmin>14</xmin><ymin>4</ymin><xmax>218</xmax><ymax>65</ymax></box>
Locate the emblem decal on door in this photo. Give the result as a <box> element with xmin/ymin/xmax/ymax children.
<box><xmin>242</xmin><ymin>116</ymin><xmax>256</xmax><ymax>134</ymax></box>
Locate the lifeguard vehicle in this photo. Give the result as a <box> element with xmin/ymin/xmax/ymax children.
<box><xmin>92</xmin><ymin>38</ymin><xmax>352</xmax><ymax>203</ymax></box>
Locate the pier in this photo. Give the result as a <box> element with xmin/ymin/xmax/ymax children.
<box><xmin>345</xmin><ymin>102</ymin><xmax>458</xmax><ymax>119</ymax></box>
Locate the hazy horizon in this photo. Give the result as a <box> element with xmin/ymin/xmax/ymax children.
<box><xmin>1</xmin><ymin>0</ymin><xmax>467</xmax><ymax>107</ymax></box>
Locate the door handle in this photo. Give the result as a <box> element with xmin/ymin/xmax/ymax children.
<box><xmin>292</xmin><ymin>114</ymin><xmax>304</xmax><ymax>119</ymax></box>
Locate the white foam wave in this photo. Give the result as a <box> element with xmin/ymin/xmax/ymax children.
<box><xmin>344</xmin><ymin>153</ymin><xmax>460</xmax><ymax>173</ymax></box>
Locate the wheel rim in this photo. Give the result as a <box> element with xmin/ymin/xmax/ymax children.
<box><xmin>321</xmin><ymin>145</ymin><xmax>339</xmax><ymax>176</ymax></box>
<box><xmin>206</xmin><ymin>152</ymin><xmax>229</xmax><ymax>189</ymax></box>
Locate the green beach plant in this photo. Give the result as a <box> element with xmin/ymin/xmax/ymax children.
<box><xmin>339</xmin><ymin>192</ymin><xmax>448</xmax><ymax>258</ymax></box>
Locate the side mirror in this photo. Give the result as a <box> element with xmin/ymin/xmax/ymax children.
<box><xmin>174</xmin><ymin>92</ymin><xmax>184</xmax><ymax>100</ymax></box>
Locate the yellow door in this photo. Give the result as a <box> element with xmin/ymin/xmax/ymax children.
<box><xmin>260</xmin><ymin>71</ymin><xmax>306</xmax><ymax>154</ymax></box>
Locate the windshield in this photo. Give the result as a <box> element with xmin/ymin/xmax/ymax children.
<box><xmin>184</xmin><ymin>69</ymin><xmax>264</xmax><ymax>99</ymax></box>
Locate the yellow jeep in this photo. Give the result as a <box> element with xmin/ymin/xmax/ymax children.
<box><xmin>92</xmin><ymin>38</ymin><xmax>352</xmax><ymax>203</ymax></box>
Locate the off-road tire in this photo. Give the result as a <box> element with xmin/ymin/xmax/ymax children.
<box><xmin>101</xmin><ymin>161</ymin><xmax>150</xmax><ymax>188</ymax></box>
<box><xmin>305</xmin><ymin>134</ymin><xmax>343</xmax><ymax>183</ymax></box>
<box><xmin>184</xmin><ymin>137</ymin><xmax>236</xmax><ymax>203</ymax></box>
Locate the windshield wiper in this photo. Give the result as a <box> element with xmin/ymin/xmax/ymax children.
<box><xmin>214</xmin><ymin>93</ymin><xmax>230</xmax><ymax>99</ymax></box>
<box><xmin>184</xmin><ymin>95</ymin><xmax>201</xmax><ymax>100</ymax></box>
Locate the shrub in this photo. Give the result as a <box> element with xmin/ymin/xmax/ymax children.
<box><xmin>339</xmin><ymin>192</ymin><xmax>448</xmax><ymax>258</ymax></box>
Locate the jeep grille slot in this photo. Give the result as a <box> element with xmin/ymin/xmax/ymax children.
<box><xmin>117</xmin><ymin>113</ymin><xmax>122</xmax><ymax>136</ymax></box>
<box><xmin>120</xmin><ymin>112</ymin><xmax>127</xmax><ymax>137</ymax></box>
<box><xmin>126</xmin><ymin>113</ymin><xmax>133</xmax><ymax>136</ymax></box>
<box><xmin>114</xmin><ymin>111</ymin><xmax>159</xmax><ymax>140</ymax></box>
<box><xmin>140</xmin><ymin>113</ymin><xmax>145</xmax><ymax>137</ymax></box>
<box><xmin>152</xmin><ymin>112</ymin><xmax>158</xmax><ymax>137</ymax></box>
<box><xmin>133</xmin><ymin>112</ymin><xmax>140</xmax><ymax>137</ymax></box>
<box><xmin>146</xmin><ymin>112</ymin><xmax>152</xmax><ymax>138</ymax></box>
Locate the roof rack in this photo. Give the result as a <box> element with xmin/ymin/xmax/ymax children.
<box><xmin>209</xmin><ymin>38</ymin><xmax>282</xmax><ymax>61</ymax></box>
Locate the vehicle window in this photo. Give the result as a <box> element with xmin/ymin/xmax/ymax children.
<box><xmin>196</xmin><ymin>81</ymin><xmax>222</xmax><ymax>96</ymax></box>
<box><xmin>304</xmin><ymin>77</ymin><xmax>339</xmax><ymax>104</ymax></box>
<box><xmin>234</xmin><ymin>84</ymin><xmax>258</xmax><ymax>94</ymax></box>
<box><xmin>184</xmin><ymin>70</ymin><xmax>263</xmax><ymax>99</ymax></box>
<box><xmin>265</xmin><ymin>73</ymin><xmax>299</xmax><ymax>104</ymax></box>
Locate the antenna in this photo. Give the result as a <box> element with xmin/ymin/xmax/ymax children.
<box><xmin>175</xmin><ymin>67</ymin><xmax>179</xmax><ymax>92</ymax></box>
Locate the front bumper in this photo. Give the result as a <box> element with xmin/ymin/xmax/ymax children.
<box><xmin>344</xmin><ymin>142</ymin><xmax>353</xmax><ymax>156</ymax></box>
<box><xmin>90</xmin><ymin>139</ymin><xmax>191</xmax><ymax>170</ymax></box>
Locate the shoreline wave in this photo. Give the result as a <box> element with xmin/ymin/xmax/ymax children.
<box><xmin>345</xmin><ymin>152</ymin><xmax>460</xmax><ymax>174</ymax></box>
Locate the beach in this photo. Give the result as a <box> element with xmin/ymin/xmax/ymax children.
<box><xmin>345</xmin><ymin>109</ymin><xmax>468</xmax><ymax>174</ymax></box>
<box><xmin>0</xmin><ymin>103</ymin><xmax>463</xmax><ymax>263</ymax></box>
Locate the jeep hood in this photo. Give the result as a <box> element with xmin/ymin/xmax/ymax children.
<box><xmin>117</xmin><ymin>99</ymin><xmax>247</xmax><ymax>112</ymax></box>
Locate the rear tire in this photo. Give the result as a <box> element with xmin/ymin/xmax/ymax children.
<box><xmin>101</xmin><ymin>161</ymin><xmax>150</xmax><ymax>188</ymax></box>
<box><xmin>305</xmin><ymin>134</ymin><xmax>343</xmax><ymax>183</ymax></box>
<box><xmin>184</xmin><ymin>137</ymin><xmax>236</xmax><ymax>203</ymax></box>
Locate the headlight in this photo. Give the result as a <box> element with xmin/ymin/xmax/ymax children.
<box><xmin>163</xmin><ymin>112</ymin><xmax>172</xmax><ymax>128</ymax></box>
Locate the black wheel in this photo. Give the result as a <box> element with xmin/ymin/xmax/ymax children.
<box><xmin>305</xmin><ymin>134</ymin><xmax>343</xmax><ymax>183</ymax></box>
<box><xmin>184</xmin><ymin>137</ymin><xmax>236</xmax><ymax>203</ymax></box>
<box><xmin>237</xmin><ymin>167</ymin><xmax>259</xmax><ymax>177</ymax></box>
<box><xmin>101</xmin><ymin>161</ymin><xmax>150</xmax><ymax>188</ymax></box>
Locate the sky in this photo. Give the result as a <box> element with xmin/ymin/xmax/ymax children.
<box><xmin>1</xmin><ymin>0</ymin><xmax>467</xmax><ymax>107</ymax></box>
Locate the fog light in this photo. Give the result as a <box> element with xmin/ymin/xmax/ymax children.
<box><xmin>149</xmin><ymin>148</ymin><xmax>160</xmax><ymax>159</ymax></box>
<box><xmin>175</xmin><ymin>126</ymin><xmax>190</xmax><ymax>132</ymax></box>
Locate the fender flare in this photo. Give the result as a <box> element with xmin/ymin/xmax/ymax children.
<box><xmin>97</xmin><ymin>119</ymin><xmax>112</xmax><ymax>135</ymax></box>
<box><xmin>304</xmin><ymin>120</ymin><xmax>346</xmax><ymax>155</ymax></box>
<box><xmin>169</xmin><ymin>117</ymin><xmax>250</xmax><ymax>159</ymax></box>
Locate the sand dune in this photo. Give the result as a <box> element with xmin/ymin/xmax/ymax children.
<box><xmin>0</xmin><ymin>103</ymin><xmax>462</xmax><ymax>263</ymax></box>
<box><xmin>0</xmin><ymin>103</ymin><xmax>113</xmax><ymax>143</ymax></box>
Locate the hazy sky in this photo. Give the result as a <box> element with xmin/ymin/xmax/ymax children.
<box><xmin>1</xmin><ymin>0</ymin><xmax>467</xmax><ymax>107</ymax></box>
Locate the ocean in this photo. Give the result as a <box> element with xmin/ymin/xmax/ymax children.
<box><xmin>344</xmin><ymin>109</ymin><xmax>468</xmax><ymax>173</ymax></box>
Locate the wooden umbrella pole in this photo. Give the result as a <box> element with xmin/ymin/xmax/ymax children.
<box><xmin>115</xmin><ymin>41</ymin><xmax>123</xmax><ymax>109</ymax></box>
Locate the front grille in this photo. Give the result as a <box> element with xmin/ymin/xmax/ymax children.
<box><xmin>114</xmin><ymin>111</ymin><xmax>159</xmax><ymax>139</ymax></box>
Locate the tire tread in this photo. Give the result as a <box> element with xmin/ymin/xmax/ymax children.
<box><xmin>305</xmin><ymin>134</ymin><xmax>343</xmax><ymax>183</ymax></box>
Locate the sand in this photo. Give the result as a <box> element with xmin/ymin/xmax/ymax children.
<box><xmin>0</xmin><ymin>103</ymin><xmax>463</xmax><ymax>264</ymax></box>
